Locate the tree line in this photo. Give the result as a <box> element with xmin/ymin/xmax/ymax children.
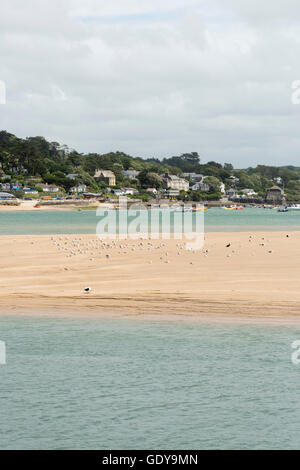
<box><xmin>1</xmin><ymin>130</ymin><xmax>300</xmax><ymax>201</ymax></box>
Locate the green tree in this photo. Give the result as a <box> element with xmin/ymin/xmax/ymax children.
<box><xmin>138</xmin><ymin>170</ymin><xmax>163</xmax><ymax>189</ymax></box>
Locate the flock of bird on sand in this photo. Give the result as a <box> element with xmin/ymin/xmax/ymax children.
<box><xmin>48</xmin><ymin>233</ymin><xmax>290</xmax><ymax>293</ymax></box>
<box><xmin>49</xmin><ymin>233</ymin><xmax>287</xmax><ymax>260</ymax></box>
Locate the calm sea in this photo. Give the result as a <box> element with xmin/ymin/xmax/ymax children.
<box><xmin>0</xmin><ymin>315</ymin><xmax>300</xmax><ymax>450</ymax></box>
<box><xmin>0</xmin><ymin>207</ymin><xmax>300</xmax><ymax>235</ymax></box>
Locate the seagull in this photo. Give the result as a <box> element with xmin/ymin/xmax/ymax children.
<box><xmin>226</xmin><ymin>243</ymin><xmax>231</xmax><ymax>248</ymax></box>
<box><xmin>84</xmin><ymin>287</ymin><xmax>92</xmax><ymax>293</ymax></box>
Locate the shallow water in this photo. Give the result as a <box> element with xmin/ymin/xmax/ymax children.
<box><xmin>0</xmin><ymin>208</ymin><xmax>300</xmax><ymax>235</ymax></box>
<box><xmin>1</xmin><ymin>315</ymin><xmax>300</xmax><ymax>450</ymax></box>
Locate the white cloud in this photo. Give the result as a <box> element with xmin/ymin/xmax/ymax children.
<box><xmin>0</xmin><ymin>0</ymin><xmax>300</xmax><ymax>166</ymax></box>
<box><xmin>68</xmin><ymin>0</ymin><xmax>198</xmax><ymax>18</ymax></box>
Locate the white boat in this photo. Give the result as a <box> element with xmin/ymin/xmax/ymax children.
<box><xmin>286</xmin><ymin>204</ymin><xmax>300</xmax><ymax>211</ymax></box>
<box><xmin>174</xmin><ymin>206</ymin><xmax>192</xmax><ymax>212</ymax></box>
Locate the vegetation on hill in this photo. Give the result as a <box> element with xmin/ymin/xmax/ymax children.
<box><xmin>1</xmin><ymin>130</ymin><xmax>300</xmax><ymax>201</ymax></box>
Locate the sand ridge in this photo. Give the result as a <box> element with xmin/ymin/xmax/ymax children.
<box><xmin>0</xmin><ymin>231</ymin><xmax>299</xmax><ymax>319</ymax></box>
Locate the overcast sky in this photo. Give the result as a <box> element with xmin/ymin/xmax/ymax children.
<box><xmin>1</xmin><ymin>0</ymin><xmax>300</xmax><ymax>167</ymax></box>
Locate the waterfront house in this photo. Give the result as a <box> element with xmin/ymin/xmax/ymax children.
<box><xmin>241</xmin><ymin>188</ymin><xmax>257</xmax><ymax>197</ymax></box>
<box><xmin>94</xmin><ymin>170</ymin><xmax>116</xmax><ymax>186</ymax></box>
<box><xmin>112</xmin><ymin>189</ymin><xmax>125</xmax><ymax>197</ymax></box>
<box><xmin>39</xmin><ymin>183</ymin><xmax>60</xmax><ymax>193</ymax></box>
<box><xmin>123</xmin><ymin>188</ymin><xmax>139</xmax><ymax>196</ymax></box>
<box><xmin>265</xmin><ymin>186</ymin><xmax>285</xmax><ymax>204</ymax></box>
<box><xmin>163</xmin><ymin>173</ymin><xmax>189</xmax><ymax>192</ymax></box>
<box><xmin>70</xmin><ymin>184</ymin><xmax>87</xmax><ymax>194</ymax></box>
<box><xmin>0</xmin><ymin>192</ymin><xmax>16</xmax><ymax>200</ymax></box>
<box><xmin>0</xmin><ymin>183</ymin><xmax>11</xmax><ymax>191</ymax></box>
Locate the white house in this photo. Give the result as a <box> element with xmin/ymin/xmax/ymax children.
<box><xmin>123</xmin><ymin>188</ymin><xmax>139</xmax><ymax>196</ymax></box>
<box><xmin>163</xmin><ymin>174</ymin><xmax>189</xmax><ymax>192</ymax></box>
<box><xmin>113</xmin><ymin>189</ymin><xmax>125</xmax><ymax>197</ymax></box>
<box><xmin>191</xmin><ymin>182</ymin><xmax>210</xmax><ymax>191</ymax></box>
<box><xmin>241</xmin><ymin>188</ymin><xmax>257</xmax><ymax>197</ymax></box>
<box><xmin>0</xmin><ymin>183</ymin><xmax>11</xmax><ymax>191</ymax></box>
<box><xmin>70</xmin><ymin>184</ymin><xmax>87</xmax><ymax>194</ymax></box>
<box><xmin>39</xmin><ymin>183</ymin><xmax>60</xmax><ymax>193</ymax></box>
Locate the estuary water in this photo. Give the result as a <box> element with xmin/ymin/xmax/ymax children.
<box><xmin>1</xmin><ymin>315</ymin><xmax>300</xmax><ymax>450</ymax></box>
<box><xmin>0</xmin><ymin>207</ymin><xmax>300</xmax><ymax>235</ymax></box>
<box><xmin>1</xmin><ymin>208</ymin><xmax>300</xmax><ymax>450</ymax></box>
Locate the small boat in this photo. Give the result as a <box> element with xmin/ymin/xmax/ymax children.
<box><xmin>223</xmin><ymin>205</ymin><xmax>243</xmax><ymax>210</ymax></box>
<box><xmin>174</xmin><ymin>206</ymin><xmax>192</xmax><ymax>212</ymax></box>
<box><xmin>286</xmin><ymin>204</ymin><xmax>300</xmax><ymax>211</ymax></box>
<box><xmin>278</xmin><ymin>208</ymin><xmax>288</xmax><ymax>212</ymax></box>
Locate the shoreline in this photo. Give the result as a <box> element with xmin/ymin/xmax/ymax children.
<box><xmin>0</xmin><ymin>201</ymin><xmax>102</xmax><ymax>211</ymax></box>
<box><xmin>1</xmin><ymin>306</ymin><xmax>300</xmax><ymax>326</ymax></box>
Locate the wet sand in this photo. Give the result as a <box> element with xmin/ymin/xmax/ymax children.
<box><xmin>0</xmin><ymin>201</ymin><xmax>100</xmax><ymax>211</ymax></box>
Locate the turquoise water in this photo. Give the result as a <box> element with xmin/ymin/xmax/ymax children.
<box><xmin>1</xmin><ymin>315</ymin><xmax>300</xmax><ymax>450</ymax></box>
<box><xmin>0</xmin><ymin>208</ymin><xmax>300</xmax><ymax>234</ymax></box>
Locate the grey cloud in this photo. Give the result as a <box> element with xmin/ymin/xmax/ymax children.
<box><xmin>0</xmin><ymin>0</ymin><xmax>300</xmax><ymax>166</ymax></box>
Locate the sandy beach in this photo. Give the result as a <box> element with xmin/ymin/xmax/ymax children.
<box><xmin>0</xmin><ymin>200</ymin><xmax>101</xmax><ymax>211</ymax></box>
<box><xmin>0</xmin><ymin>231</ymin><xmax>299</xmax><ymax>320</ymax></box>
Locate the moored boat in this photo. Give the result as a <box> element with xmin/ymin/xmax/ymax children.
<box><xmin>286</xmin><ymin>204</ymin><xmax>300</xmax><ymax>211</ymax></box>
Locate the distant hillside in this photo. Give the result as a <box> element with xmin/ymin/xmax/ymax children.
<box><xmin>1</xmin><ymin>130</ymin><xmax>300</xmax><ymax>201</ymax></box>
